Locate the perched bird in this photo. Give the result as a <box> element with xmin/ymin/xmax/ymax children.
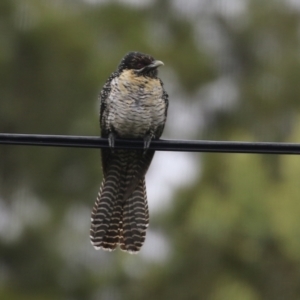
<box><xmin>90</xmin><ymin>52</ymin><xmax>169</xmax><ymax>253</ymax></box>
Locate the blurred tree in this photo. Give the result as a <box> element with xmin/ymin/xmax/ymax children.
<box><xmin>1</xmin><ymin>0</ymin><xmax>300</xmax><ymax>299</ymax></box>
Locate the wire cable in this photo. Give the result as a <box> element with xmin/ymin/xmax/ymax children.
<box><xmin>1</xmin><ymin>133</ymin><xmax>300</xmax><ymax>155</ymax></box>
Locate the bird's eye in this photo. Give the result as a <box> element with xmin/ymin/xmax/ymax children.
<box><xmin>137</xmin><ymin>63</ymin><xmax>144</xmax><ymax>69</ymax></box>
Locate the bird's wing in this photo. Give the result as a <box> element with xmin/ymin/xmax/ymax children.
<box><xmin>154</xmin><ymin>79</ymin><xmax>169</xmax><ymax>138</ymax></box>
<box><xmin>99</xmin><ymin>71</ymin><xmax>119</xmax><ymax>137</ymax></box>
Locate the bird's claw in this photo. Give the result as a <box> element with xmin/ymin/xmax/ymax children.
<box><xmin>143</xmin><ymin>135</ymin><xmax>153</xmax><ymax>155</ymax></box>
<box><xmin>108</xmin><ymin>132</ymin><xmax>115</xmax><ymax>152</ymax></box>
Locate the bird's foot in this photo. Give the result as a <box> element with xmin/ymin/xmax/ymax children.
<box><xmin>108</xmin><ymin>132</ymin><xmax>116</xmax><ymax>152</ymax></box>
<box><xmin>143</xmin><ymin>134</ymin><xmax>153</xmax><ymax>155</ymax></box>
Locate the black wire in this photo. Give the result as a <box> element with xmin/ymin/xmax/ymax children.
<box><xmin>1</xmin><ymin>133</ymin><xmax>300</xmax><ymax>155</ymax></box>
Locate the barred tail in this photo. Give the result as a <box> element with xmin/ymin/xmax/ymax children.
<box><xmin>90</xmin><ymin>149</ymin><xmax>153</xmax><ymax>253</ymax></box>
<box><xmin>90</xmin><ymin>177</ymin><xmax>149</xmax><ymax>253</ymax></box>
<box><xmin>120</xmin><ymin>178</ymin><xmax>149</xmax><ymax>253</ymax></box>
<box><xmin>90</xmin><ymin>157</ymin><xmax>124</xmax><ymax>251</ymax></box>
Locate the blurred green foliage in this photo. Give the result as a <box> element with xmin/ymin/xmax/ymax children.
<box><xmin>1</xmin><ymin>0</ymin><xmax>300</xmax><ymax>299</ymax></box>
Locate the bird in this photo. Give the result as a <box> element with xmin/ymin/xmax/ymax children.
<box><xmin>90</xmin><ymin>51</ymin><xmax>169</xmax><ymax>253</ymax></box>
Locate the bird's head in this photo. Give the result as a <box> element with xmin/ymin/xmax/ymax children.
<box><xmin>118</xmin><ymin>52</ymin><xmax>164</xmax><ymax>78</ymax></box>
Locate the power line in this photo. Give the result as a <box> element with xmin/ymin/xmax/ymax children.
<box><xmin>0</xmin><ymin>133</ymin><xmax>300</xmax><ymax>155</ymax></box>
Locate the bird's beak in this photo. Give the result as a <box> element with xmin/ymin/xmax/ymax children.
<box><xmin>148</xmin><ymin>60</ymin><xmax>164</xmax><ymax>69</ymax></box>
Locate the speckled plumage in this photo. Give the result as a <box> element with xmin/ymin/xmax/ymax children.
<box><xmin>90</xmin><ymin>52</ymin><xmax>168</xmax><ymax>253</ymax></box>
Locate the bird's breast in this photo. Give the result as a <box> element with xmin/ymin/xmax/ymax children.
<box><xmin>107</xmin><ymin>70</ymin><xmax>166</xmax><ymax>138</ymax></box>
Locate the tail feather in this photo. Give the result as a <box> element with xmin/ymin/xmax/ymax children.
<box><xmin>90</xmin><ymin>162</ymin><xmax>123</xmax><ymax>250</ymax></box>
<box><xmin>100</xmin><ymin>185</ymin><xmax>125</xmax><ymax>250</ymax></box>
<box><xmin>90</xmin><ymin>149</ymin><xmax>153</xmax><ymax>253</ymax></box>
<box><xmin>120</xmin><ymin>178</ymin><xmax>149</xmax><ymax>253</ymax></box>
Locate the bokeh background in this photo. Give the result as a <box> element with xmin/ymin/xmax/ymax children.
<box><xmin>1</xmin><ymin>0</ymin><xmax>300</xmax><ymax>299</ymax></box>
